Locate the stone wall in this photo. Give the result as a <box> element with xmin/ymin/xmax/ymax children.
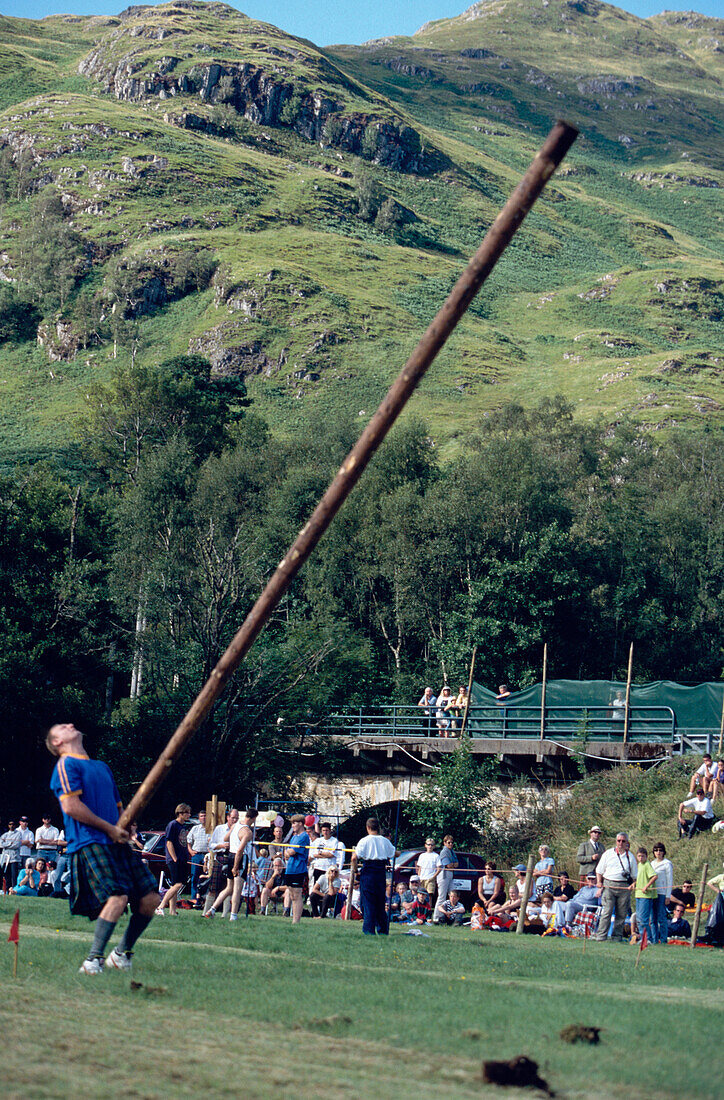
<box><xmin>294</xmin><ymin>773</ymin><xmax>571</xmax><ymax>824</ymax></box>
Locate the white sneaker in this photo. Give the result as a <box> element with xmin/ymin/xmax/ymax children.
<box><xmin>154</xmin><ymin>907</ymin><xmax>165</xmax><ymax>916</ymax></box>
<box><xmin>79</xmin><ymin>957</ymin><xmax>104</xmax><ymax>975</ymax></box>
<box><xmin>229</xmin><ymin>913</ymin><xmax>239</xmax><ymax>921</ymax></box>
<box><xmin>105</xmin><ymin>947</ymin><xmax>133</xmax><ymax>971</ymax></box>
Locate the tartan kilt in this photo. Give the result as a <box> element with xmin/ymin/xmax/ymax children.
<box><xmin>208</xmin><ymin>853</ymin><xmax>230</xmax><ymax>896</ymax></box>
<box><xmin>69</xmin><ymin>842</ymin><xmax>158</xmax><ymax>919</ymax></box>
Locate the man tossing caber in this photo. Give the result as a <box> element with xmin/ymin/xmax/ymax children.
<box><xmin>47</xmin><ymin>721</ymin><xmax>160</xmax><ymax>974</ymax></box>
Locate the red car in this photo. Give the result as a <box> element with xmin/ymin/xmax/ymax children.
<box><xmin>392</xmin><ymin>848</ymin><xmax>487</xmax><ymax>903</ymax></box>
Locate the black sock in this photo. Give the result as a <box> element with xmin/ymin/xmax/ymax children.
<box><xmin>89</xmin><ymin>917</ymin><xmax>116</xmax><ymax>959</ymax></box>
<box><xmin>117</xmin><ymin>912</ymin><xmax>153</xmax><ymax>954</ymax></box>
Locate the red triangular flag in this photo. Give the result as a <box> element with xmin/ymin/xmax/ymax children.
<box><xmin>639</xmin><ymin>928</ymin><xmax>648</xmax><ymax>952</ymax></box>
<box><xmin>7</xmin><ymin>910</ymin><xmax>19</xmax><ymax>944</ymax></box>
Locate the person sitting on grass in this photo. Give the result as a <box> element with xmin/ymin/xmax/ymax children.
<box><xmin>390</xmin><ymin>882</ymin><xmax>407</xmax><ymax>921</ymax></box>
<box><xmin>667</xmin><ymin>903</ymin><xmax>691</xmax><ymax>939</ymax></box>
<box><xmin>10</xmin><ymin>857</ymin><xmax>40</xmax><ymax>896</ymax></box>
<box><xmin>260</xmin><ymin>857</ymin><xmax>287</xmax><ymax>914</ymax></box>
<box><xmin>489</xmin><ymin>865</ymin><xmax>527</xmax><ymax>918</ymax></box>
<box><xmin>677</xmin><ymin>789</ymin><xmax>715</xmax><ymax>839</ymax></box>
<box><xmin>532</xmin><ymin>891</ymin><xmax>556</xmax><ymax>931</ymax></box>
<box><xmin>476</xmin><ymin>862</ymin><xmax>506</xmax><ymax>915</ymax></box>
<box><xmin>668</xmin><ymin>879</ymin><xmax>695</xmax><ymax>911</ymax></box>
<box><xmin>553</xmin><ymin>872</ymin><xmax>600</xmax><ymax>932</ymax></box>
<box><xmin>410</xmin><ymin>888</ymin><xmax>432</xmax><ymax>924</ymax></box>
<box><xmin>436</xmin><ymin>889</ymin><xmax>465</xmax><ymax>926</ymax></box>
<box><xmin>553</xmin><ymin>871</ymin><xmax>575</xmax><ymax>902</ymax></box>
<box><xmin>310</xmin><ymin>862</ymin><xmax>342</xmax><ymax>918</ymax></box>
<box><xmin>688</xmin><ymin>754</ymin><xmax>715</xmax><ymax>795</ymax></box>
<box><xmin>46</xmin><ymin>720</ymin><xmax>159</xmax><ymax>974</ymax></box>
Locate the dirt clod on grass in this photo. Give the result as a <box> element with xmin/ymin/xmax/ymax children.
<box><xmin>482</xmin><ymin>1055</ymin><xmax>554</xmax><ymax>1095</ymax></box>
<box><xmin>129</xmin><ymin>980</ymin><xmax>168</xmax><ymax>996</ymax></box>
<box><xmin>559</xmin><ymin>1024</ymin><xmax>601</xmax><ymax>1044</ymax></box>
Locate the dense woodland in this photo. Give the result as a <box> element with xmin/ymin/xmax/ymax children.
<box><xmin>2</xmin><ymin>350</ymin><xmax>722</xmax><ymax>815</ymax></box>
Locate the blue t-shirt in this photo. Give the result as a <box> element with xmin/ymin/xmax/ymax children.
<box><xmin>534</xmin><ymin>857</ymin><xmax>555</xmax><ymax>890</ymax></box>
<box><xmin>50</xmin><ymin>753</ymin><xmax>121</xmax><ymax>853</ymax></box>
<box><xmin>440</xmin><ymin>847</ymin><xmax>457</xmax><ymax>870</ymax></box>
<box><xmin>286</xmin><ymin>832</ymin><xmax>310</xmax><ymax>875</ymax></box>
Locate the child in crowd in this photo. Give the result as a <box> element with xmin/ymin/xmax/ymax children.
<box><xmin>436</xmin><ymin>889</ymin><xmax>465</xmax><ymax>926</ymax></box>
<box><xmin>240</xmin><ymin>862</ymin><xmax>260</xmax><ymax>914</ymax></box>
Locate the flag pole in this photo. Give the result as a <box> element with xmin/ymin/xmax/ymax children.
<box><xmin>117</xmin><ymin>120</ymin><xmax>579</xmax><ymax>830</ymax></box>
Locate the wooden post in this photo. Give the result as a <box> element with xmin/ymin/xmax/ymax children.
<box><xmin>344</xmin><ymin>865</ymin><xmax>355</xmax><ymax>921</ymax></box>
<box><xmin>622</xmin><ymin>643</ymin><xmax>634</xmax><ymax>748</ymax></box>
<box><xmin>516</xmin><ymin>853</ymin><xmax>536</xmax><ymax>935</ymax></box>
<box><xmin>459</xmin><ymin>645</ymin><xmax>478</xmax><ymax>738</ymax></box>
<box><xmin>210</xmin><ymin>794</ymin><xmax>218</xmax><ymax>833</ymax></box>
<box><xmin>690</xmin><ymin>862</ymin><xmax>709</xmax><ymax>948</ymax></box>
<box><xmin>540</xmin><ymin>642</ymin><xmax>548</xmax><ymax>742</ymax></box>
<box><xmin>116</xmin><ymin>121</ymin><xmax>579</xmax><ymax>830</ymax></box>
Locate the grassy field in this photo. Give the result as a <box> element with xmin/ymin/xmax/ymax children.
<box><xmin>1</xmin><ymin>898</ymin><xmax>721</xmax><ymax>1099</ymax></box>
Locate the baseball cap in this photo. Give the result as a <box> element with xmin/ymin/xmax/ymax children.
<box><xmin>410</xmin><ymin>874</ymin><xmax>420</xmax><ymax>881</ymax></box>
<box><xmin>514</xmin><ymin>864</ymin><xmax>527</xmax><ymax>873</ymax></box>
<box><xmin>586</xmin><ymin>872</ymin><xmax>596</xmax><ymax>879</ymax></box>
<box><xmin>590</xmin><ymin>825</ymin><xmax>601</xmax><ymax>832</ymax></box>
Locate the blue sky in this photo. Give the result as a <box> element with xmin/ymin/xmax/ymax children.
<box><xmin>7</xmin><ymin>1</ymin><xmax>722</xmax><ymax>48</ymax></box>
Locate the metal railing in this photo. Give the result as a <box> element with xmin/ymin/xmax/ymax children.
<box><xmin>322</xmin><ymin>704</ymin><xmax>676</xmax><ymax>743</ymax></box>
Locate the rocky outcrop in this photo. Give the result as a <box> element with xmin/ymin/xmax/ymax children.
<box><xmin>77</xmin><ymin>13</ymin><xmax>441</xmax><ymax>172</ymax></box>
<box><xmin>188</xmin><ymin>326</ymin><xmax>279</xmax><ymax>377</ymax></box>
<box><xmin>36</xmin><ymin>320</ymin><xmax>82</xmax><ymax>362</ymax></box>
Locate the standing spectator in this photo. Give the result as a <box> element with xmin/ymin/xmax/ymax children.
<box><xmin>435</xmin><ymin>686</ymin><xmax>454</xmax><ymax>736</ymax></box>
<box><xmin>677</xmin><ymin>789</ymin><xmax>715</xmax><ymax>839</ymax></box>
<box><xmin>284</xmin><ymin>814</ymin><xmax>311</xmax><ymax>925</ymax></box>
<box><xmin>0</xmin><ymin>820</ymin><xmax>21</xmax><ymax>891</ymax></box>
<box><xmin>688</xmin><ymin>754</ymin><xmax>715</xmax><ymax>795</ymax></box>
<box><xmin>35</xmin><ymin>815</ymin><xmax>61</xmax><ymax>867</ymax></box>
<box><xmin>256</xmin><ymin>848</ymin><xmax>272</xmax><ymax>889</ymax></box>
<box><xmin>448</xmin><ymin>685</ymin><xmax>468</xmax><ymax>731</ymax></box>
<box><xmin>17</xmin><ymin>817</ymin><xmax>34</xmax><ymax>862</ymax></box>
<box><xmin>350</xmin><ymin>817</ymin><xmax>396</xmax><ymax>936</ymax></box>
<box><xmin>495</xmin><ymin>685</ymin><xmax>512</xmax><ymax>704</ymax></box>
<box><xmin>594</xmin><ymin>831</ymin><xmax>637</xmax><ymax>943</ymax></box>
<box><xmin>309</xmin><ymin>823</ymin><xmax>345</xmax><ymax>882</ymax></box>
<box><xmin>668</xmin><ymin>879</ymin><xmax>696</xmax><ymax>911</ymax></box>
<box><xmin>227</xmin><ymin>808</ymin><xmax>258</xmax><ymax>921</ymax></box>
<box><xmin>268</xmin><ymin>824</ymin><xmax>287</xmax><ymax>865</ymax></box>
<box><xmin>577</xmin><ymin>826</ymin><xmax>604</xmax><ymax>882</ymax></box>
<box><xmin>632</xmin><ymin>846</ymin><xmax>658</xmax><ymax>945</ymax></box>
<box><xmin>240</xmin><ymin>862</ymin><xmax>260</xmax><ymax>915</ymax></box>
<box><xmin>417</xmin><ymin>687</ymin><xmax>437</xmax><ymax>735</ymax></box>
<box><xmin>156</xmin><ymin>804</ymin><xmax>191</xmax><ymax>916</ymax></box>
<box><xmin>415</xmin><ymin>838</ymin><xmax>441</xmax><ymax>902</ymax></box>
<box><xmin>650</xmin><ymin>842</ymin><xmax>674</xmax><ymax>944</ymax></box>
<box><xmin>533</xmin><ymin>845</ymin><xmax>556</xmax><ymax>897</ymax></box>
<box><xmin>433</xmin><ymin>835</ymin><xmax>458</xmax><ymax>921</ymax></box>
<box><xmin>204</xmin><ymin>808</ymin><xmax>238</xmax><ymax>916</ymax></box>
<box><xmin>186</xmin><ymin>810</ymin><xmax>209</xmax><ymax>903</ymax></box>
<box><xmin>667</xmin><ymin>903</ymin><xmax>691</xmax><ymax>939</ymax></box>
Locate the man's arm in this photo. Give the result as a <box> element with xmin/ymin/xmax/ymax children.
<box><xmin>60</xmin><ymin>794</ymin><xmax>128</xmax><ymax>844</ymax></box>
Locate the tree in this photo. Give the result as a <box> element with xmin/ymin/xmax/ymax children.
<box><xmin>15</xmin><ymin>188</ymin><xmax>86</xmax><ymax>313</ymax></box>
<box><xmin>405</xmin><ymin>739</ymin><xmax>493</xmax><ymax>847</ymax></box>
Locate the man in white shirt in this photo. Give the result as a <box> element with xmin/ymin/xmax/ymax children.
<box><xmin>351</xmin><ymin>817</ymin><xmax>396</xmax><ymax>936</ymax></box>
<box><xmin>688</xmin><ymin>754</ymin><xmax>715</xmax><ymax>795</ymax></box>
<box><xmin>186</xmin><ymin>810</ymin><xmax>210</xmax><ymax>902</ymax></box>
<box><xmin>0</xmin><ymin>821</ymin><xmax>21</xmax><ymax>890</ymax></box>
<box><xmin>35</xmin><ymin>815</ymin><xmax>61</xmax><ymax>866</ymax></box>
<box><xmin>678</xmin><ymin>790</ymin><xmax>715</xmax><ymax>839</ymax></box>
<box><xmin>594</xmin><ymin>831</ymin><xmax>637</xmax><ymax>942</ymax></box>
<box><xmin>17</xmin><ymin>817</ymin><xmax>34</xmax><ymax>861</ymax></box>
<box><xmin>415</xmin><ymin>838</ymin><xmax>441</xmax><ymax>900</ymax></box>
<box><xmin>309</xmin><ymin>823</ymin><xmax>345</xmax><ymax>883</ymax></box>
<box><xmin>203</xmin><ymin>808</ymin><xmax>237</xmax><ymax>916</ymax></box>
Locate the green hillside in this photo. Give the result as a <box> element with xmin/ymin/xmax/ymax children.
<box><xmin>0</xmin><ymin>0</ymin><xmax>722</xmax><ymax>470</ymax></box>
